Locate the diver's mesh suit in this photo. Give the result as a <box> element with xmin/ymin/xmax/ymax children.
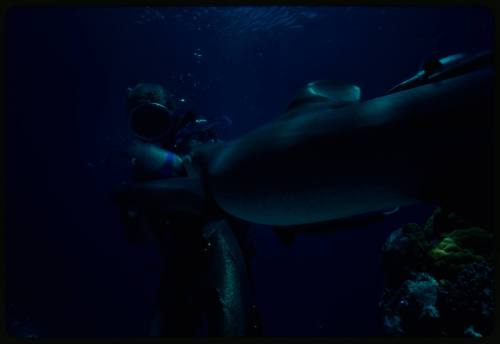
<box><xmin>127</xmin><ymin>113</ymin><xmax>260</xmax><ymax>336</ymax></box>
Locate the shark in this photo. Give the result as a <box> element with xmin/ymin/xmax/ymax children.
<box><xmin>116</xmin><ymin>51</ymin><xmax>494</xmax><ymax>230</ymax></box>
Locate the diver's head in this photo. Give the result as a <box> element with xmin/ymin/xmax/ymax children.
<box><xmin>126</xmin><ymin>83</ymin><xmax>177</xmax><ymax>143</ymax></box>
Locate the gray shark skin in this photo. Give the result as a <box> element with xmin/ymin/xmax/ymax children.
<box><xmin>117</xmin><ymin>57</ymin><xmax>493</xmax><ymax>229</ymax></box>
<box><xmin>199</xmin><ymin>66</ymin><xmax>493</xmax><ymax>226</ymax></box>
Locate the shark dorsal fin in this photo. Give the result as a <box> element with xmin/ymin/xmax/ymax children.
<box><xmin>283</xmin><ymin>80</ymin><xmax>361</xmax><ymax>119</ymax></box>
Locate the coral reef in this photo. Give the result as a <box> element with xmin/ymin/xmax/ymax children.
<box><xmin>379</xmin><ymin>207</ymin><xmax>495</xmax><ymax>337</ymax></box>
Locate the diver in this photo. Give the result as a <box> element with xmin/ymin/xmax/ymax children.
<box><xmin>113</xmin><ymin>83</ymin><xmax>261</xmax><ymax>336</ymax></box>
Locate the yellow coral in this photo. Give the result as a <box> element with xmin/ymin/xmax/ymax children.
<box><xmin>429</xmin><ymin>237</ymin><xmax>482</xmax><ymax>262</ymax></box>
<box><xmin>427</xmin><ymin>228</ymin><xmax>492</xmax><ymax>277</ymax></box>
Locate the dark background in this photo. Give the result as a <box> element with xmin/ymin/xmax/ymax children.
<box><xmin>4</xmin><ymin>6</ymin><xmax>494</xmax><ymax>336</ymax></box>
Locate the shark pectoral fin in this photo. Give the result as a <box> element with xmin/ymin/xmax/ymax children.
<box><xmin>382</xmin><ymin>207</ymin><xmax>400</xmax><ymax>216</ymax></box>
<box><xmin>272</xmin><ymin>209</ymin><xmax>392</xmax><ymax>234</ymax></box>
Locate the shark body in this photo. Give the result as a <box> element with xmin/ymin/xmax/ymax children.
<box><xmin>120</xmin><ymin>52</ymin><xmax>494</xmax><ymax>228</ymax></box>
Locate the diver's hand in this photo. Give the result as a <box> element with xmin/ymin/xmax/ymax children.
<box><xmin>125</xmin><ymin>140</ymin><xmax>166</xmax><ymax>169</ymax></box>
<box><xmin>181</xmin><ymin>152</ymin><xmax>205</xmax><ymax>178</ymax></box>
<box><xmin>182</xmin><ymin>154</ymin><xmax>192</xmax><ymax>165</ymax></box>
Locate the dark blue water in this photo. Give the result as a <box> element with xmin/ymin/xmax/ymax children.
<box><xmin>5</xmin><ymin>6</ymin><xmax>493</xmax><ymax>337</ymax></box>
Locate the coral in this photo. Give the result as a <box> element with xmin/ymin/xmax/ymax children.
<box><xmin>464</xmin><ymin>325</ymin><xmax>483</xmax><ymax>338</ymax></box>
<box><xmin>404</xmin><ymin>273</ymin><xmax>440</xmax><ymax>320</ymax></box>
<box><xmin>380</xmin><ymin>272</ymin><xmax>442</xmax><ymax>336</ymax></box>
<box><xmin>382</xmin><ymin>314</ymin><xmax>404</xmax><ymax>336</ymax></box>
<box><xmin>427</xmin><ymin>227</ymin><xmax>494</xmax><ymax>279</ymax></box>
<box><xmin>438</xmin><ymin>261</ymin><xmax>494</xmax><ymax>336</ymax></box>
<box><xmin>382</xmin><ymin>223</ymin><xmax>432</xmax><ymax>287</ymax></box>
<box><xmin>422</xmin><ymin>207</ymin><xmax>469</xmax><ymax>237</ymax></box>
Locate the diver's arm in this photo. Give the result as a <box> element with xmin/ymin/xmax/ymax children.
<box><xmin>114</xmin><ymin>141</ymin><xmax>191</xmax><ymax>243</ymax></box>
<box><xmin>126</xmin><ymin>140</ymin><xmax>185</xmax><ymax>177</ymax></box>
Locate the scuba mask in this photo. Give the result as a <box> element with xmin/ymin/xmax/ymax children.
<box><xmin>129</xmin><ymin>101</ymin><xmax>174</xmax><ymax>143</ymax></box>
<box><xmin>126</xmin><ymin>83</ymin><xmax>177</xmax><ymax>143</ymax></box>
